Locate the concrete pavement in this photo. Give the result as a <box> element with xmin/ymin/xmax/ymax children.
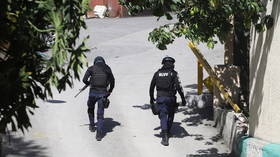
<box><xmin>2</xmin><ymin>16</ymin><xmax>230</xmax><ymax>157</ymax></box>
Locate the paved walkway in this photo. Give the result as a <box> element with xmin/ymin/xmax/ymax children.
<box><xmin>2</xmin><ymin>16</ymin><xmax>230</xmax><ymax>157</ymax></box>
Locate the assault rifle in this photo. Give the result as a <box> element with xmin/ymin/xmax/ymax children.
<box><xmin>74</xmin><ymin>85</ymin><xmax>89</xmax><ymax>98</ymax></box>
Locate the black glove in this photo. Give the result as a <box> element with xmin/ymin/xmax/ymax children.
<box><xmin>181</xmin><ymin>99</ymin><xmax>186</xmax><ymax>106</ymax></box>
<box><xmin>150</xmin><ymin>97</ymin><xmax>155</xmax><ymax>104</ymax></box>
<box><xmin>106</xmin><ymin>92</ymin><xmax>111</xmax><ymax>98</ymax></box>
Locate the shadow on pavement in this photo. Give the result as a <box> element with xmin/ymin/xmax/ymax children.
<box><xmin>181</xmin><ymin>106</ymin><xmax>213</xmax><ymax>126</ymax></box>
<box><xmin>103</xmin><ymin>118</ymin><xmax>121</xmax><ymax>137</ymax></box>
<box><xmin>186</xmin><ymin>148</ymin><xmax>230</xmax><ymax>157</ymax></box>
<box><xmin>187</xmin><ymin>133</ymin><xmax>224</xmax><ymax>145</ymax></box>
<box><xmin>132</xmin><ymin>104</ymin><xmax>151</xmax><ymax>110</ymax></box>
<box><xmin>170</xmin><ymin>122</ymin><xmax>190</xmax><ymax>138</ymax></box>
<box><xmin>153</xmin><ymin>126</ymin><xmax>161</xmax><ymax>131</ymax></box>
<box><xmin>45</xmin><ymin>99</ymin><xmax>66</xmax><ymax>103</ymax></box>
<box><xmin>184</xmin><ymin>84</ymin><xmax>198</xmax><ymax>89</ymax></box>
<box><xmin>189</xmin><ymin>134</ymin><xmax>204</xmax><ymax>141</ymax></box>
<box><xmin>210</xmin><ymin>134</ymin><xmax>223</xmax><ymax>142</ymax></box>
<box><xmin>153</xmin><ymin>122</ymin><xmax>189</xmax><ymax>138</ymax></box>
<box><xmin>2</xmin><ymin>135</ymin><xmax>48</xmax><ymax>157</ymax></box>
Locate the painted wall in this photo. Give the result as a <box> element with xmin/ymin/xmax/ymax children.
<box><xmin>249</xmin><ymin>0</ymin><xmax>280</xmax><ymax>144</ymax></box>
<box><xmin>90</xmin><ymin>0</ymin><xmax>107</xmax><ymax>7</ymax></box>
<box><xmin>90</xmin><ymin>0</ymin><xmax>127</xmax><ymax>17</ymax></box>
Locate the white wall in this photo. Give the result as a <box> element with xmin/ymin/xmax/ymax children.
<box><xmin>249</xmin><ymin>0</ymin><xmax>280</xmax><ymax>144</ymax></box>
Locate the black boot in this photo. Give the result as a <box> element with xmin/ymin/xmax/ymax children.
<box><xmin>96</xmin><ymin>130</ymin><xmax>102</xmax><ymax>141</ymax></box>
<box><xmin>161</xmin><ymin>131</ymin><xmax>169</xmax><ymax>146</ymax></box>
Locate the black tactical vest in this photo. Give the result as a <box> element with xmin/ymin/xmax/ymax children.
<box><xmin>89</xmin><ymin>65</ymin><xmax>108</xmax><ymax>88</ymax></box>
<box><xmin>156</xmin><ymin>69</ymin><xmax>175</xmax><ymax>92</ymax></box>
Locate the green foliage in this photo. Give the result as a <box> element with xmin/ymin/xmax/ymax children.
<box><xmin>120</xmin><ymin>0</ymin><xmax>273</xmax><ymax>50</ymax></box>
<box><xmin>0</xmin><ymin>0</ymin><xmax>89</xmax><ymax>133</ymax></box>
<box><xmin>148</xmin><ymin>25</ymin><xmax>175</xmax><ymax>50</ymax></box>
<box><xmin>82</xmin><ymin>0</ymin><xmax>92</xmax><ymax>12</ymax></box>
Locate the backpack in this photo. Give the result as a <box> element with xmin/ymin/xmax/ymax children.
<box><xmin>90</xmin><ymin>65</ymin><xmax>109</xmax><ymax>88</ymax></box>
<box><xmin>155</xmin><ymin>69</ymin><xmax>175</xmax><ymax>91</ymax></box>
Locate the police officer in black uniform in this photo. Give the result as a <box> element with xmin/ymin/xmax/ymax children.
<box><xmin>83</xmin><ymin>56</ymin><xmax>115</xmax><ymax>141</ymax></box>
<box><xmin>149</xmin><ymin>56</ymin><xmax>186</xmax><ymax>146</ymax></box>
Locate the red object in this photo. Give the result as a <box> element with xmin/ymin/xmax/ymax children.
<box><xmin>90</xmin><ymin>0</ymin><xmax>107</xmax><ymax>7</ymax></box>
<box><xmin>89</xmin><ymin>0</ymin><xmax>127</xmax><ymax>17</ymax></box>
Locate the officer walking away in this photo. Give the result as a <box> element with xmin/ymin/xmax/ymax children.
<box><xmin>149</xmin><ymin>56</ymin><xmax>186</xmax><ymax>146</ymax></box>
<box><xmin>83</xmin><ymin>56</ymin><xmax>115</xmax><ymax>141</ymax></box>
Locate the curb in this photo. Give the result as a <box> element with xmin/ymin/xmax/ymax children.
<box><xmin>239</xmin><ymin>136</ymin><xmax>280</xmax><ymax>157</ymax></box>
<box><xmin>213</xmin><ymin>108</ymin><xmax>247</xmax><ymax>156</ymax></box>
<box><xmin>214</xmin><ymin>108</ymin><xmax>280</xmax><ymax>157</ymax></box>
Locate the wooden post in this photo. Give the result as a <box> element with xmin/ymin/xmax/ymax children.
<box><xmin>198</xmin><ymin>61</ymin><xmax>203</xmax><ymax>95</ymax></box>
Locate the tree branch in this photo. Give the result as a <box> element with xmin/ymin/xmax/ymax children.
<box><xmin>27</xmin><ymin>20</ymin><xmax>55</xmax><ymax>32</ymax></box>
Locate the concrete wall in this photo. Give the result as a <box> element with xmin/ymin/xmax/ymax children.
<box><xmin>249</xmin><ymin>0</ymin><xmax>280</xmax><ymax>144</ymax></box>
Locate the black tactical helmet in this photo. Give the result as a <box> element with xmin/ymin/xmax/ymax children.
<box><xmin>94</xmin><ymin>56</ymin><xmax>105</xmax><ymax>64</ymax></box>
<box><xmin>161</xmin><ymin>56</ymin><xmax>175</xmax><ymax>65</ymax></box>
